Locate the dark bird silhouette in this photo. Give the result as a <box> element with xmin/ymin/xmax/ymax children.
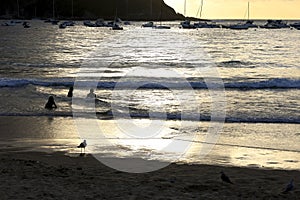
<box><xmin>283</xmin><ymin>179</ymin><xmax>294</xmax><ymax>193</ymax></box>
<box><xmin>77</xmin><ymin>140</ymin><xmax>87</xmax><ymax>153</ymax></box>
<box><xmin>220</xmin><ymin>171</ymin><xmax>233</xmax><ymax>184</ymax></box>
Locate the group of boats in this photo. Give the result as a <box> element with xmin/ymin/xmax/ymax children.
<box><xmin>1</xmin><ymin>20</ymin><xmax>31</xmax><ymax>28</ymax></box>
<box><xmin>141</xmin><ymin>21</ymin><xmax>170</xmax><ymax>29</ymax></box>
<box><xmin>176</xmin><ymin>1</ymin><xmax>300</xmax><ymax>30</ymax></box>
<box><xmin>1</xmin><ymin>19</ymin><xmax>300</xmax><ymax>31</ymax></box>
<box><xmin>179</xmin><ymin>19</ymin><xmax>300</xmax><ymax>30</ymax></box>
<box><xmin>82</xmin><ymin>18</ymin><xmax>130</xmax><ymax>30</ymax></box>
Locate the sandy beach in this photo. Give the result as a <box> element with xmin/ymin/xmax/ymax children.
<box><xmin>0</xmin><ymin>116</ymin><xmax>300</xmax><ymax>199</ymax></box>
<box><xmin>0</xmin><ymin>150</ymin><xmax>299</xmax><ymax>199</ymax></box>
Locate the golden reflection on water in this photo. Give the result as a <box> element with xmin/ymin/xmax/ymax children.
<box><xmin>84</xmin><ymin>118</ymin><xmax>174</xmax><ymax>151</ymax></box>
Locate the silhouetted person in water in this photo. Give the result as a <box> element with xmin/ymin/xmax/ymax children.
<box><xmin>67</xmin><ymin>86</ymin><xmax>73</xmax><ymax>97</ymax></box>
<box><xmin>45</xmin><ymin>96</ymin><xmax>57</xmax><ymax>109</ymax></box>
<box><xmin>86</xmin><ymin>88</ymin><xmax>96</xmax><ymax>98</ymax></box>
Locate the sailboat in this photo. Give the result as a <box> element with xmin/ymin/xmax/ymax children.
<box><xmin>244</xmin><ymin>2</ymin><xmax>258</xmax><ymax>28</ymax></box>
<box><xmin>111</xmin><ymin>8</ymin><xmax>123</xmax><ymax>30</ymax></box>
<box><xmin>193</xmin><ymin>0</ymin><xmax>220</xmax><ymax>28</ymax></box>
<box><xmin>17</xmin><ymin>0</ymin><xmax>20</xmax><ymax>18</ymax></box>
<box><xmin>44</xmin><ymin>0</ymin><xmax>59</xmax><ymax>24</ymax></box>
<box><xmin>154</xmin><ymin>0</ymin><xmax>170</xmax><ymax>29</ymax></box>
<box><xmin>228</xmin><ymin>2</ymin><xmax>254</xmax><ymax>30</ymax></box>
<box><xmin>180</xmin><ymin>0</ymin><xmax>197</xmax><ymax>29</ymax></box>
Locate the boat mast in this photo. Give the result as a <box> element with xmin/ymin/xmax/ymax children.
<box><xmin>125</xmin><ymin>0</ymin><xmax>128</xmax><ymax>19</ymax></box>
<box><xmin>196</xmin><ymin>0</ymin><xmax>203</xmax><ymax>19</ymax></box>
<box><xmin>17</xmin><ymin>0</ymin><xmax>20</xmax><ymax>18</ymax></box>
<box><xmin>160</xmin><ymin>0</ymin><xmax>162</xmax><ymax>25</ymax></box>
<box><xmin>150</xmin><ymin>0</ymin><xmax>152</xmax><ymax>18</ymax></box>
<box><xmin>184</xmin><ymin>0</ymin><xmax>186</xmax><ymax>16</ymax></box>
<box><xmin>200</xmin><ymin>0</ymin><xmax>203</xmax><ymax>19</ymax></box>
<box><xmin>248</xmin><ymin>1</ymin><xmax>250</xmax><ymax>20</ymax></box>
<box><xmin>52</xmin><ymin>0</ymin><xmax>55</xmax><ymax>19</ymax></box>
<box><xmin>71</xmin><ymin>0</ymin><xmax>74</xmax><ymax>18</ymax></box>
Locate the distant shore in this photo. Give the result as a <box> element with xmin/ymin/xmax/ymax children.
<box><xmin>0</xmin><ymin>150</ymin><xmax>299</xmax><ymax>199</ymax></box>
<box><xmin>0</xmin><ymin>17</ymin><xmax>299</xmax><ymax>21</ymax></box>
<box><xmin>0</xmin><ymin>17</ymin><xmax>202</xmax><ymax>21</ymax></box>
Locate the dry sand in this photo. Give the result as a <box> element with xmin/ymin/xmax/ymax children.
<box><xmin>0</xmin><ymin>150</ymin><xmax>299</xmax><ymax>199</ymax></box>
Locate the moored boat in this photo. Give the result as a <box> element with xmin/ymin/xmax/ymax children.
<box><xmin>142</xmin><ymin>22</ymin><xmax>155</xmax><ymax>28</ymax></box>
<box><xmin>1</xmin><ymin>20</ymin><xmax>17</xmax><ymax>26</ymax></box>
<box><xmin>244</xmin><ymin>20</ymin><xmax>258</xmax><ymax>28</ymax></box>
<box><xmin>23</xmin><ymin>22</ymin><xmax>31</xmax><ymax>28</ymax></box>
<box><xmin>154</xmin><ymin>25</ymin><xmax>171</xmax><ymax>29</ymax></box>
<box><xmin>194</xmin><ymin>21</ymin><xmax>220</xmax><ymax>28</ymax></box>
<box><xmin>180</xmin><ymin>20</ymin><xmax>196</xmax><ymax>29</ymax></box>
<box><xmin>261</xmin><ymin>20</ymin><xmax>289</xmax><ymax>29</ymax></box>
<box><xmin>228</xmin><ymin>23</ymin><xmax>249</xmax><ymax>30</ymax></box>
<box><xmin>289</xmin><ymin>22</ymin><xmax>300</xmax><ymax>29</ymax></box>
<box><xmin>112</xmin><ymin>23</ymin><xmax>123</xmax><ymax>30</ymax></box>
<box><xmin>59</xmin><ymin>23</ymin><xmax>67</xmax><ymax>29</ymax></box>
<box><xmin>83</xmin><ymin>20</ymin><xmax>96</xmax><ymax>27</ymax></box>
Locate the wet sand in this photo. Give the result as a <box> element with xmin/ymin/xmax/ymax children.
<box><xmin>1</xmin><ymin>116</ymin><xmax>300</xmax><ymax>199</ymax></box>
<box><xmin>0</xmin><ymin>150</ymin><xmax>299</xmax><ymax>199</ymax></box>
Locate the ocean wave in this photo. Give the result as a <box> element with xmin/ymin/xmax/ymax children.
<box><xmin>219</xmin><ymin>60</ymin><xmax>255</xmax><ymax>68</ymax></box>
<box><xmin>0</xmin><ymin>61</ymin><xmax>79</xmax><ymax>68</ymax></box>
<box><xmin>0</xmin><ymin>78</ymin><xmax>300</xmax><ymax>89</ymax></box>
<box><xmin>224</xmin><ymin>78</ymin><xmax>300</xmax><ymax>89</ymax></box>
<box><xmin>0</xmin><ymin>78</ymin><xmax>74</xmax><ymax>87</ymax></box>
<box><xmin>0</xmin><ymin>111</ymin><xmax>299</xmax><ymax>124</ymax></box>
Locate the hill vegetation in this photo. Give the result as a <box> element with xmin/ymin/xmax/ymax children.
<box><xmin>0</xmin><ymin>0</ymin><xmax>185</xmax><ymax>20</ymax></box>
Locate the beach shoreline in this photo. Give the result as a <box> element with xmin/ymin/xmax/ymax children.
<box><xmin>1</xmin><ymin>150</ymin><xmax>299</xmax><ymax>199</ymax></box>
<box><xmin>1</xmin><ymin>116</ymin><xmax>300</xmax><ymax>199</ymax></box>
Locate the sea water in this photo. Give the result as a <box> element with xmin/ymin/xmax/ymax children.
<box><xmin>0</xmin><ymin>20</ymin><xmax>299</xmax><ymax>170</ymax></box>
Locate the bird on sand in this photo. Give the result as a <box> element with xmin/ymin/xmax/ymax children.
<box><xmin>77</xmin><ymin>140</ymin><xmax>87</xmax><ymax>153</ymax></box>
<box><xmin>282</xmin><ymin>179</ymin><xmax>294</xmax><ymax>193</ymax></box>
<box><xmin>220</xmin><ymin>171</ymin><xmax>234</xmax><ymax>184</ymax></box>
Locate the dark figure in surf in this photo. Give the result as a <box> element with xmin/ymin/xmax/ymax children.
<box><xmin>67</xmin><ymin>86</ymin><xmax>73</xmax><ymax>97</ymax></box>
<box><xmin>45</xmin><ymin>96</ymin><xmax>57</xmax><ymax>109</ymax></box>
<box><xmin>86</xmin><ymin>88</ymin><xmax>96</xmax><ymax>98</ymax></box>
